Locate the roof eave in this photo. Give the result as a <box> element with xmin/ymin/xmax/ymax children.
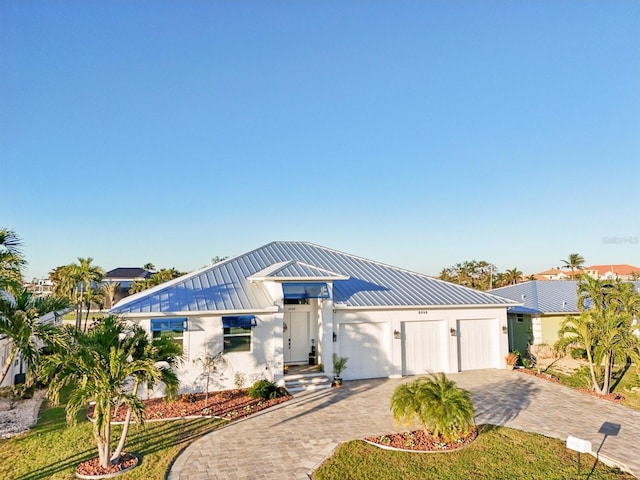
<box><xmin>112</xmin><ymin>306</ymin><xmax>279</xmax><ymax>319</ymax></box>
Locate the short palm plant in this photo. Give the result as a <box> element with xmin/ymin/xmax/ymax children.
<box><xmin>390</xmin><ymin>373</ymin><xmax>475</xmax><ymax>442</ymax></box>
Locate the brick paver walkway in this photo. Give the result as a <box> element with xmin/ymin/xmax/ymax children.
<box><xmin>167</xmin><ymin>369</ymin><xmax>640</xmax><ymax>479</ymax></box>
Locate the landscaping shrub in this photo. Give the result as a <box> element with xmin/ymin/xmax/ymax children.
<box><xmin>247</xmin><ymin>379</ymin><xmax>283</xmax><ymax>400</ymax></box>
<box><xmin>570</xmin><ymin>347</ymin><xmax>587</xmax><ymax>360</ymax></box>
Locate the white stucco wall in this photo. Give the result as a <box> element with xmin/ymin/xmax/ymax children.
<box><xmin>130</xmin><ymin>313</ymin><xmax>284</xmax><ymax>394</ymax></box>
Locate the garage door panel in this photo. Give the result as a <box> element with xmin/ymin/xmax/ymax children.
<box><xmin>457</xmin><ymin>319</ymin><xmax>498</xmax><ymax>371</ymax></box>
<box><xmin>402</xmin><ymin>320</ymin><xmax>447</xmax><ymax>375</ymax></box>
<box><xmin>339</xmin><ymin>322</ymin><xmax>390</xmax><ymax>380</ymax></box>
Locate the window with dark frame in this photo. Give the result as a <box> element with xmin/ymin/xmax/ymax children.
<box><xmin>150</xmin><ymin>318</ymin><xmax>187</xmax><ymax>349</ymax></box>
<box><xmin>222</xmin><ymin>316</ymin><xmax>256</xmax><ymax>353</ymax></box>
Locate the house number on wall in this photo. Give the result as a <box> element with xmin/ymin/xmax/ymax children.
<box><xmin>418</xmin><ymin>310</ymin><xmax>428</xmax><ymax>315</ymax></box>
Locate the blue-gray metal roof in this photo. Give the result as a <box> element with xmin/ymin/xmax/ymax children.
<box><xmin>111</xmin><ymin>241</ymin><xmax>517</xmax><ymax>314</ymax></box>
<box><xmin>491</xmin><ymin>280</ymin><xmax>640</xmax><ymax>315</ymax></box>
<box><xmin>490</xmin><ymin>280</ymin><xmax>580</xmax><ymax>314</ymax></box>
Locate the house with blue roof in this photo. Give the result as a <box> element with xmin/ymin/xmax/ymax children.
<box><xmin>111</xmin><ymin>241</ymin><xmax>516</xmax><ymax>392</ymax></box>
<box><xmin>489</xmin><ymin>280</ymin><xmax>640</xmax><ymax>353</ymax></box>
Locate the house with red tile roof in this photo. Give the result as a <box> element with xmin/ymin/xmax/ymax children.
<box><xmin>583</xmin><ymin>264</ymin><xmax>640</xmax><ymax>281</ymax></box>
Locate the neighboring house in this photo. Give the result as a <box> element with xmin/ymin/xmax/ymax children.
<box><xmin>489</xmin><ymin>281</ymin><xmax>582</xmax><ymax>352</ymax></box>
<box><xmin>0</xmin><ymin>309</ymin><xmax>64</xmax><ymax>388</ymax></box>
<box><xmin>24</xmin><ymin>278</ymin><xmax>54</xmax><ymax>298</ymax></box>
<box><xmin>110</xmin><ymin>241</ymin><xmax>517</xmax><ymax>392</ymax></box>
<box><xmin>103</xmin><ymin>267</ymin><xmax>153</xmax><ymax>307</ymax></box>
<box><xmin>489</xmin><ymin>280</ymin><xmax>640</xmax><ymax>353</ymax></box>
<box><xmin>533</xmin><ymin>269</ymin><xmax>575</xmax><ymax>281</ymax></box>
<box><xmin>583</xmin><ymin>264</ymin><xmax>640</xmax><ymax>281</ymax></box>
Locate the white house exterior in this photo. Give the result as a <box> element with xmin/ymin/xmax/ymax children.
<box><xmin>0</xmin><ymin>309</ymin><xmax>62</xmax><ymax>388</ymax></box>
<box><xmin>110</xmin><ymin>242</ymin><xmax>516</xmax><ymax>392</ymax></box>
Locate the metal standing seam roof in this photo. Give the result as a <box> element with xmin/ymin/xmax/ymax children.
<box><xmin>110</xmin><ymin>241</ymin><xmax>518</xmax><ymax>314</ymax></box>
<box><xmin>490</xmin><ymin>280</ymin><xmax>583</xmax><ymax>314</ymax></box>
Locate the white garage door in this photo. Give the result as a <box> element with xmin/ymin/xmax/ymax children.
<box><xmin>457</xmin><ymin>319</ymin><xmax>498</xmax><ymax>371</ymax></box>
<box><xmin>402</xmin><ymin>320</ymin><xmax>447</xmax><ymax>376</ymax></box>
<box><xmin>338</xmin><ymin>322</ymin><xmax>390</xmax><ymax>380</ymax></box>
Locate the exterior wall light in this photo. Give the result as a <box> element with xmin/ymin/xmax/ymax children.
<box><xmin>393</xmin><ymin>329</ymin><xmax>401</xmax><ymax>339</ymax></box>
<box><xmin>502</xmin><ymin>326</ymin><xmax>508</xmax><ymax>334</ymax></box>
<box><xmin>449</xmin><ymin>328</ymin><xmax>457</xmax><ymax>336</ymax></box>
<box><xmin>332</xmin><ymin>332</ymin><xmax>337</xmax><ymax>342</ymax></box>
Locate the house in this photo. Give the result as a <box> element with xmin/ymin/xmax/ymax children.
<box><xmin>103</xmin><ymin>267</ymin><xmax>153</xmax><ymax>308</ymax></box>
<box><xmin>583</xmin><ymin>264</ymin><xmax>640</xmax><ymax>281</ymax></box>
<box><xmin>110</xmin><ymin>241</ymin><xmax>516</xmax><ymax>392</ymax></box>
<box><xmin>533</xmin><ymin>269</ymin><xmax>575</xmax><ymax>281</ymax></box>
<box><xmin>0</xmin><ymin>309</ymin><xmax>63</xmax><ymax>388</ymax></box>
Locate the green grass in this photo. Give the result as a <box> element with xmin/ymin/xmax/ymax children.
<box><xmin>313</xmin><ymin>425</ymin><xmax>634</xmax><ymax>480</ymax></box>
<box><xmin>0</xmin><ymin>396</ymin><xmax>224</xmax><ymax>479</ymax></box>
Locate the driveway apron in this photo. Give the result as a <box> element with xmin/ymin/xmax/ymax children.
<box><xmin>167</xmin><ymin>369</ymin><xmax>640</xmax><ymax>479</ymax></box>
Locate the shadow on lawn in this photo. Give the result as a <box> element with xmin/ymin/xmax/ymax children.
<box><xmin>15</xmin><ymin>417</ymin><xmax>223</xmax><ymax>480</ymax></box>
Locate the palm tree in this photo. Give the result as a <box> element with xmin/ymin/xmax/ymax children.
<box><xmin>561</xmin><ymin>253</ymin><xmax>585</xmax><ymax>279</ymax></box>
<box><xmin>42</xmin><ymin>316</ymin><xmax>179</xmax><ymax>470</ymax></box>
<box><xmin>111</xmin><ymin>324</ymin><xmax>181</xmax><ymax>459</ymax></box>
<box><xmin>390</xmin><ymin>373</ymin><xmax>475</xmax><ymax>442</ymax></box>
<box><xmin>50</xmin><ymin>258</ymin><xmax>104</xmax><ymax>329</ymax></box>
<box><xmin>143</xmin><ymin>263</ymin><xmax>155</xmax><ymax>272</ymax></box>
<box><xmin>504</xmin><ymin>268</ymin><xmax>523</xmax><ymax>285</ymax></box>
<box><xmin>101</xmin><ymin>282</ymin><xmax>120</xmax><ymax>310</ymax></box>
<box><xmin>557</xmin><ymin>277</ymin><xmax>640</xmax><ymax>394</ymax></box>
<box><xmin>0</xmin><ymin>288</ymin><xmax>69</xmax><ymax>385</ymax></box>
<box><xmin>0</xmin><ymin>228</ymin><xmax>26</xmax><ymax>292</ymax></box>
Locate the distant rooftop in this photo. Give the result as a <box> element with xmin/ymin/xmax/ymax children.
<box><xmin>105</xmin><ymin>268</ymin><xmax>152</xmax><ymax>280</ymax></box>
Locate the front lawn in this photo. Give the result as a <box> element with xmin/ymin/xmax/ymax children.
<box><xmin>0</xmin><ymin>397</ymin><xmax>225</xmax><ymax>479</ymax></box>
<box><xmin>312</xmin><ymin>425</ymin><xmax>634</xmax><ymax>480</ymax></box>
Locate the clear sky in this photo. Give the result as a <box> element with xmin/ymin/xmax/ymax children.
<box><xmin>2</xmin><ymin>1</ymin><xmax>639</xmax><ymax>280</ymax></box>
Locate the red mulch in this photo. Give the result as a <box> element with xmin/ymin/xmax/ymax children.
<box><xmin>76</xmin><ymin>453</ymin><xmax>137</xmax><ymax>477</ymax></box>
<box><xmin>516</xmin><ymin>368</ymin><xmax>625</xmax><ymax>403</ymax></box>
<box><xmin>515</xmin><ymin>368</ymin><xmax>560</xmax><ymax>383</ymax></box>
<box><xmin>576</xmin><ymin>388</ymin><xmax>624</xmax><ymax>403</ymax></box>
<box><xmin>87</xmin><ymin>389</ymin><xmax>292</xmax><ymax>422</ymax></box>
<box><xmin>366</xmin><ymin>427</ymin><xmax>477</xmax><ymax>452</ymax></box>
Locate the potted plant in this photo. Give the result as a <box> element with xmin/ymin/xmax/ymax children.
<box><xmin>332</xmin><ymin>353</ymin><xmax>348</xmax><ymax>387</ymax></box>
<box><xmin>505</xmin><ymin>351</ymin><xmax>519</xmax><ymax>369</ymax></box>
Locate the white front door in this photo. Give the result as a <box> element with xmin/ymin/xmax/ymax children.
<box><xmin>284</xmin><ymin>307</ymin><xmax>311</xmax><ymax>364</ymax></box>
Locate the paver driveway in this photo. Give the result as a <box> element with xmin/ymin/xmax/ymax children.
<box><xmin>167</xmin><ymin>369</ymin><xmax>640</xmax><ymax>479</ymax></box>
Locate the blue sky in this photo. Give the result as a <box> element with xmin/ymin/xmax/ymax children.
<box><xmin>2</xmin><ymin>1</ymin><xmax>639</xmax><ymax>280</ymax></box>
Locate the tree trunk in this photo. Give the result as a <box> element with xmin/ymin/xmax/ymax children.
<box><xmin>112</xmin><ymin>380</ymin><xmax>140</xmax><ymax>460</ymax></box>
<box><xmin>602</xmin><ymin>354</ymin><xmax>613</xmax><ymax>395</ymax></box>
<box><xmin>585</xmin><ymin>350</ymin><xmax>601</xmax><ymax>394</ymax></box>
<box><xmin>112</xmin><ymin>408</ymin><xmax>132</xmax><ymax>461</ymax></box>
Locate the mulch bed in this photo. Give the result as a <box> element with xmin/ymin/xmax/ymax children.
<box><xmin>76</xmin><ymin>453</ymin><xmax>137</xmax><ymax>477</ymax></box>
<box><xmin>365</xmin><ymin>427</ymin><xmax>477</xmax><ymax>452</ymax></box>
<box><xmin>516</xmin><ymin>368</ymin><xmax>625</xmax><ymax>403</ymax></box>
<box><xmin>87</xmin><ymin>389</ymin><xmax>292</xmax><ymax>422</ymax></box>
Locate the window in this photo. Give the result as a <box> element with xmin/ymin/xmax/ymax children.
<box><xmin>282</xmin><ymin>282</ymin><xmax>329</xmax><ymax>299</ymax></box>
<box><xmin>151</xmin><ymin>318</ymin><xmax>187</xmax><ymax>349</ymax></box>
<box><xmin>516</xmin><ymin>314</ymin><xmax>524</xmax><ymax>323</ymax></box>
<box><xmin>222</xmin><ymin>316</ymin><xmax>256</xmax><ymax>353</ymax></box>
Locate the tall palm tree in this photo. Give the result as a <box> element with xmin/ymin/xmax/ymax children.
<box><xmin>561</xmin><ymin>253</ymin><xmax>585</xmax><ymax>279</ymax></box>
<box><xmin>504</xmin><ymin>268</ymin><xmax>523</xmax><ymax>285</ymax></box>
<box><xmin>101</xmin><ymin>282</ymin><xmax>120</xmax><ymax>310</ymax></box>
<box><xmin>50</xmin><ymin>258</ymin><xmax>104</xmax><ymax>329</ymax></box>
<box><xmin>0</xmin><ymin>228</ymin><xmax>26</xmax><ymax>292</ymax></box>
<box><xmin>0</xmin><ymin>288</ymin><xmax>69</xmax><ymax>385</ymax></box>
<box><xmin>390</xmin><ymin>373</ymin><xmax>475</xmax><ymax>442</ymax></box>
<box><xmin>42</xmin><ymin>316</ymin><xmax>178</xmax><ymax>470</ymax></box>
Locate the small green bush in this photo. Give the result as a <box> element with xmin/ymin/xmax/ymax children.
<box><xmin>570</xmin><ymin>348</ymin><xmax>587</xmax><ymax>360</ymax></box>
<box><xmin>247</xmin><ymin>379</ymin><xmax>283</xmax><ymax>399</ymax></box>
